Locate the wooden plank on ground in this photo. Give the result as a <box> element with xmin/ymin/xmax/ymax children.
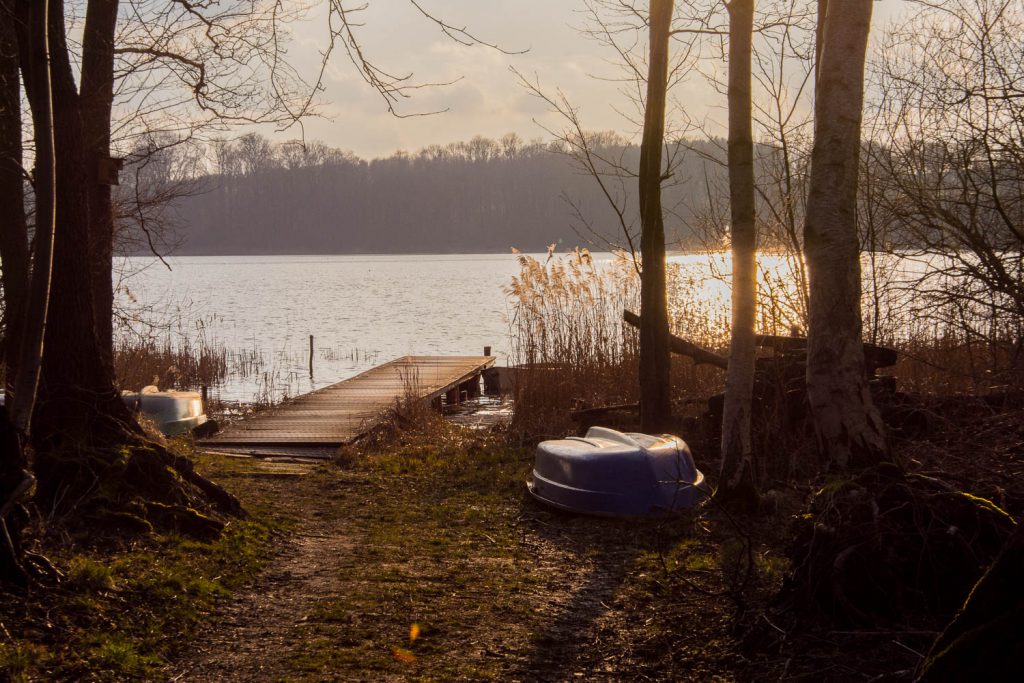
<box><xmin>199</xmin><ymin>355</ymin><xmax>495</xmax><ymax>452</ymax></box>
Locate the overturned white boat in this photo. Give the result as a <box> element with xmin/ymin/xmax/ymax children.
<box><xmin>122</xmin><ymin>386</ymin><xmax>209</xmax><ymax>436</ymax></box>
<box><xmin>528</xmin><ymin>427</ymin><xmax>707</xmax><ymax>517</ymax></box>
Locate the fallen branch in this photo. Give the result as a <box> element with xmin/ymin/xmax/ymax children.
<box><xmin>623</xmin><ymin>310</ymin><xmax>728</xmax><ymax>368</ymax></box>
<box><xmin>623</xmin><ymin>310</ymin><xmax>898</xmax><ymax>371</ymax></box>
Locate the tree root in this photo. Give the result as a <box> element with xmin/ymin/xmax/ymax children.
<box><xmin>33</xmin><ymin>437</ymin><xmax>243</xmax><ymax>543</ymax></box>
<box><xmin>917</xmin><ymin>524</ymin><xmax>1024</xmax><ymax>681</ymax></box>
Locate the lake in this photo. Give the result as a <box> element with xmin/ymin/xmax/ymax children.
<box><xmin>118</xmin><ymin>254</ymin><xmax>536</xmax><ymax>402</ymax></box>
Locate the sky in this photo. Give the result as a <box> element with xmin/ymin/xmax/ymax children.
<box><xmin>274</xmin><ymin>0</ymin><xmax>907</xmax><ymax>159</ymax></box>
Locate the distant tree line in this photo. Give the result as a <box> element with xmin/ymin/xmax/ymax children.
<box><xmin>126</xmin><ymin>132</ymin><xmax>737</xmax><ymax>255</ymax></box>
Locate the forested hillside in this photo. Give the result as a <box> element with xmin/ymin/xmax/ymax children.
<box><xmin>141</xmin><ymin>134</ymin><xmax>728</xmax><ymax>255</ymax></box>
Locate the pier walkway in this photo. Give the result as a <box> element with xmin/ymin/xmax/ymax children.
<box><xmin>199</xmin><ymin>355</ymin><xmax>495</xmax><ymax>458</ymax></box>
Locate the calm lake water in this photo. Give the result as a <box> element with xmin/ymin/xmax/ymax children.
<box><xmin>118</xmin><ymin>254</ymin><xmax>534</xmax><ymax>402</ymax></box>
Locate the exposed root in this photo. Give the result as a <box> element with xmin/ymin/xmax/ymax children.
<box><xmin>33</xmin><ymin>438</ymin><xmax>242</xmax><ymax>543</ymax></box>
<box><xmin>918</xmin><ymin>525</ymin><xmax>1024</xmax><ymax>681</ymax></box>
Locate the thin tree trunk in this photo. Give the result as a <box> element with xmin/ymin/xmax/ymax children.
<box><xmin>80</xmin><ymin>0</ymin><xmax>119</xmax><ymax>367</ymax></box>
<box><xmin>3</xmin><ymin>0</ymin><xmax>58</xmax><ymax>588</ymax></box>
<box><xmin>0</xmin><ymin>10</ymin><xmax>29</xmax><ymax>398</ymax></box>
<box><xmin>718</xmin><ymin>0</ymin><xmax>758</xmax><ymax>506</ymax></box>
<box><xmin>804</xmin><ymin>0</ymin><xmax>887</xmax><ymax>469</ymax></box>
<box><xmin>638</xmin><ymin>0</ymin><xmax>674</xmax><ymax>433</ymax></box>
<box><xmin>0</xmin><ymin>0</ymin><xmax>28</xmax><ymax>586</ymax></box>
<box><xmin>10</xmin><ymin>0</ymin><xmax>58</xmax><ymax>437</ymax></box>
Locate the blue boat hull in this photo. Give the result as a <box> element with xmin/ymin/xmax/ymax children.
<box><xmin>528</xmin><ymin>427</ymin><xmax>708</xmax><ymax>517</ymax></box>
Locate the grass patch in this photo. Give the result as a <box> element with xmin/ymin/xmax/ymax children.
<box><xmin>286</xmin><ymin>422</ymin><xmax>531</xmax><ymax>681</ymax></box>
<box><xmin>255</xmin><ymin>411</ymin><xmax>749</xmax><ymax>681</ymax></box>
<box><xmin>0</xmin><ymin>506</ymin><xmax>285</xmax><ymax>681</ymax></box>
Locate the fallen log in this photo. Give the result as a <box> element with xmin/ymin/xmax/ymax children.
<box><xmin>569</xmin><ymin>397</ymin><xmax>708</xmax><ymax>422</ymax></box>
<box><xmin>622</xmin><ymin>310</ymin><xmax>898</xmax><ymax>371</ymax></box>
<box><xmin>622</xmin><ymin>310</ymin><xmax>728</xmax><ymax>369</ymax></box>
<box><xmin>571</xmin><ymin>402</ymin><xmax>639</xmax><ymax>419</ymax></box>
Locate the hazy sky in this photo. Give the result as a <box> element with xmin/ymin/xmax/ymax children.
<box><xmin>280</xmin><ymin>1</ymin><xmax>907</xmax><ymax>159</ymax></box>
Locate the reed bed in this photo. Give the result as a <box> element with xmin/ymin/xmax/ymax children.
<box><xmin>113</xmin><ymin>333</ymin><xmax>299</xmax><ymax>412</ymax></box>
<box><xmin>506</xmin><ymin>249</ymin><xmax>728</xmax><ymax>442</ymax></box>
<box><xmin>114</xmin><ymin>337</ymin><xmax>229</xmax><ymax>394</ymax></box>
<box><xmin>113</xmin><ymin>330</ymin><xmax>388</xmax><ymax>415</ymax></box>
<box><xmin>506</xmin><ymin>249</ymin><xmax>1023</xmax><ymax>445</ymax></box>
<box><xmin>887</xmin><ymin>326</ymin><xmax>1024</xmax><ymax>395</ymax></box>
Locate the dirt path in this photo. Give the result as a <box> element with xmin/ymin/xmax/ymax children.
<box><xmin>171</xmin><ymin>436</ymin><xmax>740</xmax><ymax>682</ymax></box>
<box><xmin>174</xmin><ymin>469</ymin><xmax>361</xmax><ymax>680</ymax></box>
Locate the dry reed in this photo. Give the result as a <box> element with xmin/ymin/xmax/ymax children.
<box><xmin>506</xmin><ymin>249</ymin><xmax>728</xmax><ymax>442</ymax></box>
<box><xmin>505</xmin><ymin>248</ymin><xmax>1022</xmax><ymax>447</ymax></box>
<box><xmin>114</xmin><ymin>336</ymin><xmax>228</xmax><ymax>393</ymax></box>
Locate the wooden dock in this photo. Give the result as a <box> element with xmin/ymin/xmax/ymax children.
<box><xmin>199</xmin><ymin>355</ymin><xmax>495</xmax><ymax>458</ymax></box>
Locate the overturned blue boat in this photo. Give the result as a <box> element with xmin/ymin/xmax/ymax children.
<box><xmin>528</xmin><ymin>427</ymin><xmax>708</xmax><ymax>517</ymax></box>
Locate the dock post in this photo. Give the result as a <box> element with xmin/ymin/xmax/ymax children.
<box><xmin>461</xmin><ymin>377</ymin><xmax>481</xmax><ymax>398</ymax></box>
<box><xmin>484</xmin><ymin>345</ymin><xmax>491</xmax><ymax>356</ymax></box>
<box><xmin>445</xmin><ymin>386</ymin><xmax>460</xmax><ymax>409</ymax></box>
<box><xmin>309</xmin><ymin>335</ymin><xmax>314</xmax><ymax>377</ymax></box>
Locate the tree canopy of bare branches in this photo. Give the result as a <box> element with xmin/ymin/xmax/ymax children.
<box><xmin>869</xmin><ymin>0</ymin><xmax>1024</xmax><ymax>357</ymax></box>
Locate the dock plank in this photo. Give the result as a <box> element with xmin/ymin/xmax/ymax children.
<box><xmin>199</xmin><ymin>355</ymin><xmax>495</xmax><ymax>454</ymax></box>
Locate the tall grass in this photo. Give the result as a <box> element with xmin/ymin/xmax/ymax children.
<box><xmin>114</xmin><ymin>337</ymin><xmax>228</xmax><ymax>393</ymax></box>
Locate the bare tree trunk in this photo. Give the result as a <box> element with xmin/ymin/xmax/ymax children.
<box><xmin>2</xmin><ymin>0</ymin><xmax>58</xmax><ymax>588</ymax></box>
<box><xmin>18</xmin><ymin>0</ymin><xmax>134</xmax><ymax>463</ymax></box>
<box><xmin>718</xmin><ymin>0</ymin><xmax>758</xmax><ymax>506</ymax></box>
<box><xmin>0</xmin><ymin>9</ymin><xmax>29</xmax><ymax>397</ymax></box>
<box><xmin>0</xmin><ymin>3</ymin><xmax>28</xmax><ymax>585</ymax></box>
<box><xmin>814</xmin><ymin>0</ymin><xmax>827</xmax><ymax>83</ymax></box>
<box><xmin>80</xmin><ymin>0</ymin><xmax>118</xmax><ymax>366</ymax></box>
<box><xmin>638</xmin><ymin>0</ymin><xmax>674</xmax><ymax>433</ymax></box>
<box><xmin>12</xmin><ymin>0</ymin><xmax>241</xmax><ymax>539</ymax></box>
<box><xmin>804</xmin><ymin>0</ymin><xmax>887</xmax><ymax>469</ymax></box>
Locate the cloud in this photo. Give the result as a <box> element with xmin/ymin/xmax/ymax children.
<box><xmin>253</xmin><ymin>0</ymin><xmax>905</xmax><ymax>159</ymax></box>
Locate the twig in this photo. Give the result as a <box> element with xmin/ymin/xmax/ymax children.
<box><xmin>891</xmin><ymin>639</ymin><xmax>926</xmax><ymax>659</ymax></box>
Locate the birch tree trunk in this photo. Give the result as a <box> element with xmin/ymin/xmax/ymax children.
<box><xmin>638</xmin><ymin>0</ymin><xmax>674</xmax><ymax>433</ymax></box>
<box><xmin>804</xmin><ymin>0</ymin><xmax>887</xmax><ymax>469</ymax></box>
<box><xmin>718</xmin><ymin>0</ymin><xmax>758</xmax><ymax>506</ymax></box>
